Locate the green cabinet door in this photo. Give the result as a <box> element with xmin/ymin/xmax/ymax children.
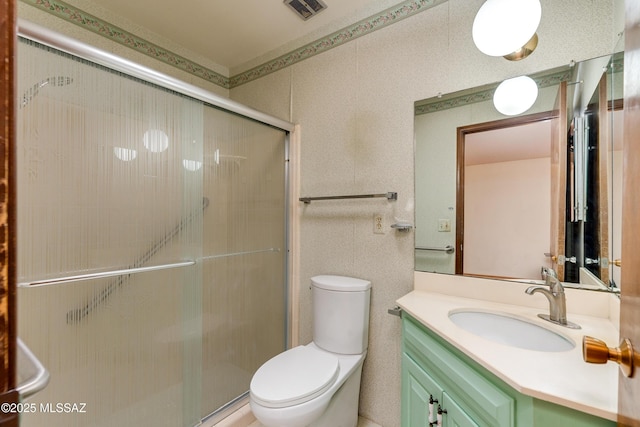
<box><xmin>402</xmin><ymin>353</ymin><xmax>443</xmax><ymax>427</ymax></box>
<box><xmin>442</xmin><ymin>392</ymin><xmax>480</xmax><ymax>427</ymax></box>
<box><xmin>403</xmin><ymin>352</ymin><xmax>482</xmax><ymax>427</ymax></box>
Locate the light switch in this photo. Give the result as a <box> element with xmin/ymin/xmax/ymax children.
<box><xmin>438</xmin><ymin>219</ymin><xmax>451</xmax><ymax>232</ymax></box>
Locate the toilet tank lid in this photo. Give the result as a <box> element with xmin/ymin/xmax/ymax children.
<box><xmin>311</xmin><ymin>275</ymin><xmax>371</xmax><ymax>292</ymax></box>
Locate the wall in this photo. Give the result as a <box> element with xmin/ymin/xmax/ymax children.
<box><xmin>16</xmin><ymin>0</ymin><xmax>619</xmax><ymax>426</ymax></box>
<box><xmin>229</xmin><ymin>1</ymin><xmax>617</xmax><ymax>425</ymax></box>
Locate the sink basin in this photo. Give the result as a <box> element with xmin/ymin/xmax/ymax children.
<box><xmin>448</xmin><ymin>310</ymin><xmax>575</xmax><ymax>352</ymax></box>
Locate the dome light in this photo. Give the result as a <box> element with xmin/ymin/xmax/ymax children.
<box><xmin>493</xmin><ymin>76</ymin><xmax>538</xmax><ymax>116</ymax></box>
<box><xmin>472</xmin><ymin>0</ymin><xmax>541</xmax><ymax>60</ymax></box>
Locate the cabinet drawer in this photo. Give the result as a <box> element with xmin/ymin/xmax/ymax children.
<box><xmin>403</xmin><ymin>315</ymin><xmax>514</xmax><ymax>427</ymax></box>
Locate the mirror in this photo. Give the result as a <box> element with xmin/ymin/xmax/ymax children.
<box><xmin>414</xmin><ymin>51</ymin><xmax>623</xmax><ymax>291</ymax></box>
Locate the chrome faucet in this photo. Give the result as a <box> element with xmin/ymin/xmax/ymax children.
<box><xmin>525</xmin><ymin>268</ymin><xmax>580</xmax><ymax>329</ymax></box>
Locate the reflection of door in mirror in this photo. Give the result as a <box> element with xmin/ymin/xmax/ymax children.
<box><xmin>609</xmin><ymin>106</ymin><xmax>623</xmax><ymax>288</ymax></box>
<box><xmin>550</xmin><ymin>81</ymin><xmax>568</xmax><ymax>281</ymax></box>
<box><xmin>603</xmin><ymin>52</ymin><xmax>624</xmax><ymax>289</ymax></box>
<box><xmin>456</xmin><ymin>112</ymin><xmax>555</xmax><ymax>280</ymax></box>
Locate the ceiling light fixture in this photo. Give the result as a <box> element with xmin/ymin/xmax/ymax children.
<box><xmin>493</xmin><ymin>76</ymin><xmax>539</xmax><ymax>116</ymax></box>
<box><xmin>472</xmin><ymin>0</ymin><xmax>541</xmax><ymax>61</ymax></box>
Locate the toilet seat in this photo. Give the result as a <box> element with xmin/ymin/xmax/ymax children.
<box><xmin>250</xmin><ymin>346</ymin><xmax>340</xmax><ymax>408</ymax></box>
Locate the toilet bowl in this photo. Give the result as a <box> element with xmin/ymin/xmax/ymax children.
<box><xmin>249</xmin><ymin>275</ymin><xmax>371</xmax><ymax>427</ymax></box>
<box><xmin>250</xmin><ymin>343</ymin><xmax>365</xmax><ymax>427</ymax></box>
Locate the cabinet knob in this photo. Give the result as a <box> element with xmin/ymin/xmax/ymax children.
<box><xmin>582</xmin><ymin>336</ymin><xmax>635</xmax><ymax>377</ymax></box>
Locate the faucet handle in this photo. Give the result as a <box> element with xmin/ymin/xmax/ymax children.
<box><xmin>540</xmin><ymin>266</ymin><xmax>558</xmax><ymax>280</ymax></box>
<box><xmin>540</xmin><ymin>266</ymin><xmax>550</xmax><ymax>280</ymax></box>
<box><xmin>540</xmin><ymin>267</ymin><xmax>564</xmax><ymax>293</ymax></box>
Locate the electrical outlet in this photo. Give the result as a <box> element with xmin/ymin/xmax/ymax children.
<box><xmin>438</xmin><ymin>219</ymin><xmax>451</xmax><ymax>232</ymax></box>
<box><xmin>373</xmin><ymin>214</ymin><xmax>384</xmax><ymax>234</ymax></box>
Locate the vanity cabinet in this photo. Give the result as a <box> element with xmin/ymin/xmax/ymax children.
<box><xmin>401</xmin><ymin>314</ymin><xmax>615</xmax><ymax>427</ymax></box>
<box><xmin>402</xmin><ymin>314</ymin><xmax>511</xmax><ymax>426</ymax></box>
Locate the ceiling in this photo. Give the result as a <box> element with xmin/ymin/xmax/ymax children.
<box><xmin>84</xmin><ymin>0</ymin><xmax>410</xmax><ymax>72</ymax></box>
<box><xmin>465</xmin><ymin>109</ymin><xmax>624</xmax><ymax>166</ymax></box>
<box><xmin>465</xmin><ymin>120</ymin><xmax>552</xmax><ymax>166</ymax></box>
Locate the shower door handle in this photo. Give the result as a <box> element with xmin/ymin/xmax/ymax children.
<box><xmin>16</xmin><ymin>338</ymin><xmax>50</xmax><ymax>399</ymax></box>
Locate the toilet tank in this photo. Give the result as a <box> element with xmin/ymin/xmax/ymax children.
<box><xmin>311</xmin><ymin>275</ymin><xmax>371</xmax><ymax>355</ymax></box>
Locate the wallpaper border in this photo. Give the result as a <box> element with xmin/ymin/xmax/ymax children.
<box><xmin>415</xmin><ymin>69</ymin><xmax>574</xmax><ymax>115</ymax></box>
<box><xmin>415</xmin><ymin>53</ymin><xmax>624</xmax><ymax>115</ymax></box>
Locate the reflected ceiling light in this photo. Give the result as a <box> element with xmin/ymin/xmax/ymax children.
<box><xmin>143</xmin><ymin>129</ymin><xmax>169</xmax><ymax>153</ymax></box>
<box><xmin>493</xmin><ymin>76</ymin><xmax>538</xmax><ymax>116</ymax></box>
<box><xmin>472</xmin><ymin>0</ymin><xmax>541</xmax><ymax>61</ymax></box>
<box><xmin>113</xmin><ymin>147</ymin><xmax>137</xmax><ymax>161</ymax></box>
<box><xmin>183</xmin><ymin>159</ymin><xmax>203</xmax><ymax>172</ymax></box>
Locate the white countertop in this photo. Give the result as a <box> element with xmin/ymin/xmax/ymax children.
<box><xmin>397</xmin><ymin>272</ymin><xmax>621</xmax><ymax>421</ymax></box>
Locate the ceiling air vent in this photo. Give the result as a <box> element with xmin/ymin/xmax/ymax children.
<box><xmin>284</xmin><ymin>0</ymin><xmax>327</xmax><ymax>21</ymax></box>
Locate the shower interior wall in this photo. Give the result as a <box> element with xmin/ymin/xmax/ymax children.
<box><xmin>16</xmin><ymin>39</ymin><xmax>287</xmax><ymax>427</ymax></box>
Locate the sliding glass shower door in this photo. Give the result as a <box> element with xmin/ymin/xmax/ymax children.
<box><xmin>16</xmin><ymin>34</ymin><xmax>287</xmax><ymax>427</ymax></box>
<box><xmin>200</xmin><ymin>109</ymin><xmax>287</xmax><ymax>420</ymax></box>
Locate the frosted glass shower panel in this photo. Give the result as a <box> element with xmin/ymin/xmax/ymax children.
<box><xmin>16</xmin><ymin>39</ymin><xmax>204</xmax><ymax>427</ymax></box>
<box><xmin>200</xmin><ymin>107</ymin><xmax>287</xmax><ymax>417</ymax></box>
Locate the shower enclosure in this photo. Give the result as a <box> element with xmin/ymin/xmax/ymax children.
<box><xmin>15</xmin><ymin>21</ymin><xmax>292</xmax><ymax>427</ymax></box>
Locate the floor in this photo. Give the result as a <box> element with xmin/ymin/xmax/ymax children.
<box><xmin>205</xmin><ymin>400</ymin><xmax>383</xmax><ymax>427</ymax></box>
<box><xmin>248</xmin><ymin>417</ymin><xmax>381</xmax><ymax>427</ymax></box>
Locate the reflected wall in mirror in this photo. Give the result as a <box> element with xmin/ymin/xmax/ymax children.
<box><xmin>414</xmin><ymin>53</ymin><xmax>623</xmax><ymax>291</ymax></box>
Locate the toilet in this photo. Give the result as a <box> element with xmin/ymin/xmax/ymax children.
<box><xmin>249</xmin><ymin>275</ymin><xmax>371</xmax><ymax>427</ymax></box>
